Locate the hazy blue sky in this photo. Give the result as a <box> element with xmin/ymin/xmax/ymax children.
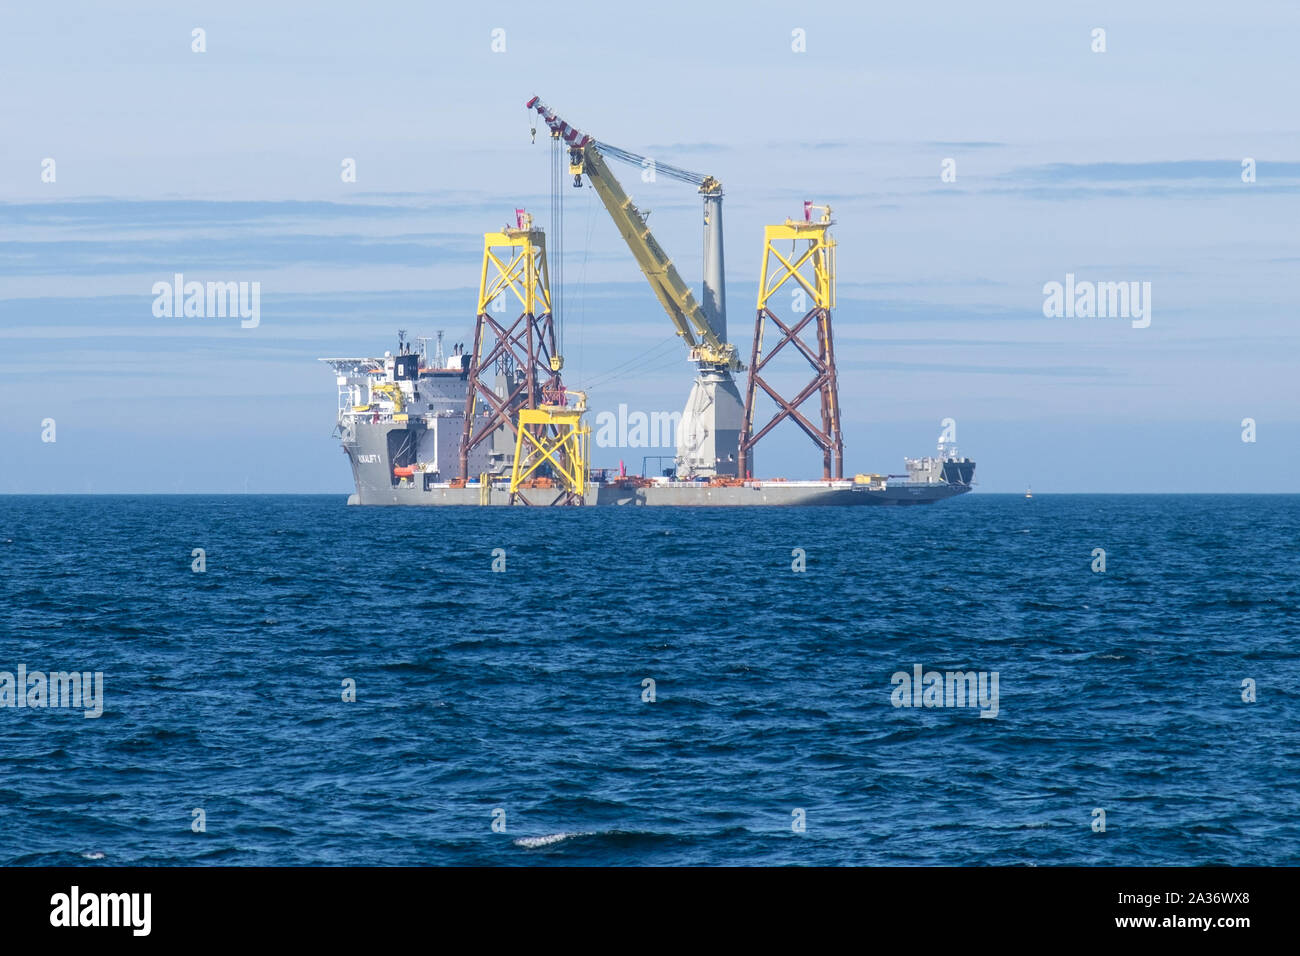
<box><xmin>1</xmin><ymin>0</ymin><xmax>1297</xmax><ymax>492</ymax></box>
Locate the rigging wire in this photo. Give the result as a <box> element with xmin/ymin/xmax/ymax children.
<box><xmin>577</xmin><ymin>334</ymin><xmax>683</xmax><ymax>393</ymax></box>
<box><xmin>558</xmin><ymin>142</ymin><xmax>564</xmax><ymax>354</ymax></box>
<box><xmin>593</xmin><ymin>141</ymin><xmax>709</xmax><ymax>187</ymax></box>
<box><xmin>576</xmin><ymin>183</ymin><xmax>595</xmax><ymax>386</ymax></box>
<box><xmin>550</xmin><ymin>131</ymin><xmax>564</xmax><ymax>356</ymax></box>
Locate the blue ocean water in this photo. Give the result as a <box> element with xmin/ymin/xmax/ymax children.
<box><xmin>0</xmin><ymin>494</ymin><xmax>1297</xmax><ymax>866</ymax></box>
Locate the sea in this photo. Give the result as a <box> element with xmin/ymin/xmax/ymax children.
<box><xmin>1</xmin><ymin>494</ymin><xmax>1297</xmax><ymax>866</ymax></box>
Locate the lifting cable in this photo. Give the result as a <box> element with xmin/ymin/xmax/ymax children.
<box><xmin>578</xmin><ymin>334</ymin><xmax>682</xmax><ymax>393</ymax></box>
<box><xmin>550</xmin><ymin>131</ymin><xmax>564</xmax><ymax>358</ymax></box>
<box><xmin>577</xmin><ymin>184</ymin><xmax>595</xmax><ymax>386</ymax></box>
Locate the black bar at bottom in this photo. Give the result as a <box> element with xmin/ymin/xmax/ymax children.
<box><xmin>0</xmin><ymin>865</ymin><xmax>1277</xmax><ymax>942</ymax></box>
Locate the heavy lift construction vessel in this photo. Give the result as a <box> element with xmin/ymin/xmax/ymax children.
<box><xmin>321</xmin><ymin>98</ymin><xmax>975</xmax><ymax>506</ymax></box>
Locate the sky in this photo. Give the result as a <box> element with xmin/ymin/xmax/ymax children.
<box><xmin>1</xmin><ymin>0</ymin><xmax>1297</xmax><ymax>493</ymax></box>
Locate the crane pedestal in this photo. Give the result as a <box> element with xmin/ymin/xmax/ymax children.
<box><xmin>677</xmin><ymin>367</ymin><xmax>744</xmax><ymax>479</ymax></box>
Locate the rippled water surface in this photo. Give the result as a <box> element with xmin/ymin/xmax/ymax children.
<box><xmin>1</xmin><ymin>494</ymin><xmax>1297</xmax><ymax>865</ymax></box>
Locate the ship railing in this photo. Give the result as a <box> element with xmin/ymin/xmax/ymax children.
<box><xmin>341</xmin><ymin>409</ymin><xmax>399</xmax><ymax>424</ymax></box>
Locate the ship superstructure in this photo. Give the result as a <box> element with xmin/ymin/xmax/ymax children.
<box><xmin>320</xmin><ymin>332</ymin><xmax>493</xmax><ymax>499</ymax></box>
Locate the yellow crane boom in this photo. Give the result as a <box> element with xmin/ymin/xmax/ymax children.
<box><xmin>526</xmin><ymin>97</ymin><xmax>741</xmax><ymax>372</ymax></box>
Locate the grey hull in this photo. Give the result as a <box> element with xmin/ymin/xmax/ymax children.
<box><xmin>346</xmin><ymin>480</ymin><xmax>971</xmax><ymax>507</ymax></box>
<box><xmin>339</xmin><ymin>399</ymin><xmax>971</xmax><ymax>507</ymax></box>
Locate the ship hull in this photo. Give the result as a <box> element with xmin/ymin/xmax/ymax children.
<box><xmin>330</xmin><ymin>367</ymin><xmax>972</xmax><ymax>507</ymax></box>
<box><xmin>345</xmin><ymin>480</ymin><xmax>971</xmax><ymax>507</ymax></box>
